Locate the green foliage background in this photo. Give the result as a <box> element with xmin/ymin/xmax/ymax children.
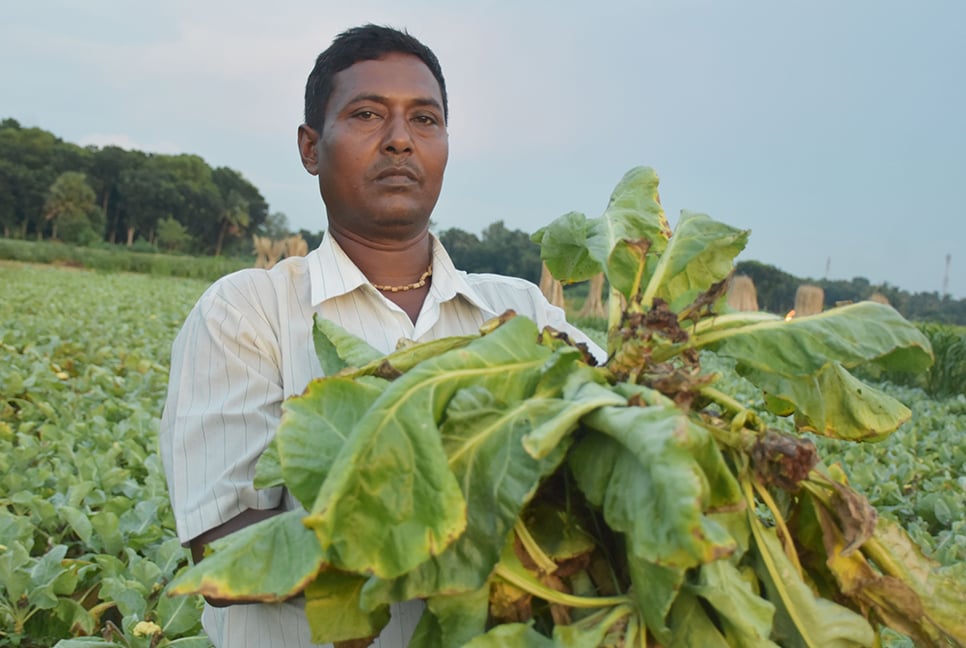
<box><xmin>0</xmin><ymin>240</ymin><xmax>250</xmax><ymax>282</ymax></box>
<box><xmin>0</xmin><ymin>118</ymin><xmax>278</xmax><ymax>257</ymax></box>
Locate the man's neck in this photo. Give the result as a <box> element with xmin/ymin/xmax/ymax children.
<box><xmin>328</xmin><ymin>226</ymin><xmax>433</xmax><ymax>289</ymax></box>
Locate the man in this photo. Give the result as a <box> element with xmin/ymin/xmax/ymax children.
<box><xmin>160</xmin><ymin>24</ymin><xmax>603</xmax><ymax>647</ymax></box>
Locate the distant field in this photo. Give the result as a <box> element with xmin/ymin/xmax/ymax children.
<box><xmin>0</xmin><ymin>238</ymin><xmax>250</xmax><ymax>282</ymax></box>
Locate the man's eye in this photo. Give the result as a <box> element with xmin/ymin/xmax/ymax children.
<box><xmin>413</xmin><ymin>115</ymin><xmax>438</xmax><ymax>126</ymax></box>
<box><xmin>354</xmin><ymin>111</ymin><xmax>378</xmax><ymax>120</ymax></box>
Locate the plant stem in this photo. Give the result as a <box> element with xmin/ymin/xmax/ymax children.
<box><xmin>699</xmin><ymin>386</ymin><xmax>763</xmax><ymax>433</ymax></box>
<box><xmin>607</xmin><ymin>288</ymin><xmax>623</xmax><ymax>355</ymax></box>
<box><xmin>751</xmin><ymin>477</ymin><xmax>804</xmax><ymax>579</ymax></box>
<box><xmin>742</xmin><ymin>486</ymin><xmax>818</xmax><ymax>648</ymax></box>
<box><xmin>693</xmin><ymin>417</ymin><xmax>746</xmax><ymax>452</ymax></box>
<box><xmin>691</xmin><ymin>311</ymin><xmax>780</xmax><ymax>337</ymax></box>
<box><xmin>858</xmin><ymin>535</ymin><xmax>906</xmax><ymax>582</ymax></box>
<box><xmin>628</xmin><ymin>258</ymin><xmax>648</xmax><ymax>306</ymax></box>
<box><xmin>493</xmin><ymin>563</ymin><xmax>630</xmax><ymax>609</ymax></box>
<box><xmin>514</xmin><ymin>519</ymin><xmax>558</xmax><ymax>575</ymax></box>
<box><xmin>649</xmin><ymin>341</ymin><xmax>688</xmax><ymax>364</ymax></box>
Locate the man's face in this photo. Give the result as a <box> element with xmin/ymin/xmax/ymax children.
<box><xmin>300</xmin><ymin>52</ymin><xmax>449</xmax><ymax>242</ymax></box>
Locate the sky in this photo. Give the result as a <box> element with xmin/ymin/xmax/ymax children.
<box><xmin>3</xmin><ymin>0</ymin><xmax>963</xmax><ymax>298</ymax></box>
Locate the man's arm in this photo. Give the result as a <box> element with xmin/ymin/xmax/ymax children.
<box><xmin>160</xmin><ymin>281</ymin><xmax>289</xmax><ymax>607</ymax></box>
<box><xmin>188</xmin><ymin>507</ymin><xmax>285</xmax><ymax>564</ymax></box>
<box><xmin>189</xmin><ymin>506</ymin><xmax>285</xmax><ymax>607</ymax></box>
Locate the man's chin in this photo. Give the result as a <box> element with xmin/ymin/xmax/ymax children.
<box><xmin>361</xmin><ymin>216</ymin><xmax>431</xmax><ymax>241</ymax></box>
<box><xmin>370</xmin><ymin>203</ymin><xmax>434</xmax><ymax>231</ymax></box>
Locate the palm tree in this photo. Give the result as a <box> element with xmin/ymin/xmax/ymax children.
<box><xmin>214</xmin><ymin>190</ymin><xmax>250</xmax><ymax>256</ymax></box>
<box><xmin>43</xmin><ymin>172</ymin><xmax>96</xmax><ymax>241</ymax></box>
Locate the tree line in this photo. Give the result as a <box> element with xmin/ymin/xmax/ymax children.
<box><xmin>735</xmin><ymin>260</ymin><xmax>965</xmax><ymax>326</ymax></box>
<box><xmin>0</xmin><ymin>118</ymin><xmax>315</xmax><ymax>255</ymax></box>
<box><xmin>438</xmin><ymin>233</ymin><xmax>964</xmax><ymax>325</ymax></box>
<box><xmin>2</xmin><ymin>117</ymin><xmax>962</xmax><ymax>325</ymax></box>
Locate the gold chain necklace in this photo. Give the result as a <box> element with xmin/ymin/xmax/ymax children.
<box><xmin>371</xmin><ymin>264</ymin><xmax>433</xmax><ymax>292</ymax></box>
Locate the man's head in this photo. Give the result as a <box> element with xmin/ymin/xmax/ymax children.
<box><xmin>298</xmin><ymin>25</ymin><xmax>449</xmax><ymax>243</ymax></box>
<box><xmin>304</xmin><ymin>24</ymin><xmax>448</xmax><ymax>133</ymax></box>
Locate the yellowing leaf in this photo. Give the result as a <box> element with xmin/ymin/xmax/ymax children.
<box><xmin>862</xmin><ymin>517</ymin><xmax>966</xmax><ymax>646</ymax></box>
<box><xmin>304</xmin><ymin>569</ymin><xmax>390</xmax><ymax>645</ymax></box>
<box><xmin>167</xmin><ymin>511</ymin><xmax>324</xmax><ymax>603</ymax></box>
<box><xmin>697</xmin><ymin>302</ymin><xmax>932</xmax><ymax>440</ymax></box>
<box><xmin>750</xmin><ymin>520</ymin><xmax>875</xmax><ymax>647</ymax></box>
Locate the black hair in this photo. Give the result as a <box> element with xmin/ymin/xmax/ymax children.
<box><xmin>304</xmin><ymin>24</ymin><xmax>448</xmax><ymax>131</ymax></box>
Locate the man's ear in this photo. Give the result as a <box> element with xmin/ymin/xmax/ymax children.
<box><xmin>297</xmin><ymin>124</ymin><xmax>320</xmax><ymax>175</ymax></box>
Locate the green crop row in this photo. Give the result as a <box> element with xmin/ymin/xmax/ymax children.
<box><xmin>879</xmin><ymin>322</ymin><xmax>966</xmax><ymax>398</ymax></box>
<box><xmin>0</xmin><ymin>263</ymin><xmax>211</xmax><ymax>647</ymax></box>
<box><xmin>0</xmin><ymin>239</ymin><xmax>249</xmax><ymax>283</ymax></box>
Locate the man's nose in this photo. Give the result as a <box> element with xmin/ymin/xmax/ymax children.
<box><xmin>383</xmin><ymin>116</ymin><xmax>414</xmax><ymax>154</ymax></box>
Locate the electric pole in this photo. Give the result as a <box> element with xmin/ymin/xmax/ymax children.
<box><xmin>942</xmin><ymin>254</ymin><xmax>950</xmax><ymax>297</ymax></box>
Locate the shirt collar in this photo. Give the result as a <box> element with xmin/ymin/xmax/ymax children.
<box><xmin>307</xmin><ymin>231</ymin><xmax>500</xmax><ymax>318</ymax></box>
<box><xmin>307</xmin><ymin>232</ymin><xmax>368</xmax><ymax>306</ymax></box>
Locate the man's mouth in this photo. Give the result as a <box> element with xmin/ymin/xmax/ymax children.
<box><xmin>374</xmin><ymin>167</ymin><xmax>419</xmax><ymax>185</ymax></box>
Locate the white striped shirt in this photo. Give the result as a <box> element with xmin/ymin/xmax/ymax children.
<box><xmin>159</xmin><ymin>233</ymin><xmax>603</xmax><ymax>647</ymax></box>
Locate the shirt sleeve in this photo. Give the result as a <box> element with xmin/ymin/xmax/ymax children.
<box><xmin>464</xmin><ymin>274</ymin><xmax>608</xmax><ymax>364</ymax></box>
<box><xmin>159</xmin><ymin>282</ymin><xmax>286</xmax><ymax>545</ymax></box>
<box><xmin>531</xmin><ymin>290</ymin><xmax>608</xmax><ymax>364</ymax></box>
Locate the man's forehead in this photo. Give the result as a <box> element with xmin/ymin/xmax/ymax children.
<box><xmin>329</xmin><ymin>53</ymin><xmax>442</xmax><ymax>104</ymax></box>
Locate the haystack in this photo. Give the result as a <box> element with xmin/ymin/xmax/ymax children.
<box><xmin>727</xmin><ymin>275</ymin><xmax>759</xmax><ymax>312</ymax></box>
<box><xmin>253</xmin><ymin>235</ymin><xmax>287</xmax><ymax>269</ymax></box>
<box><xmin>539</xmin><ymin>262</ymin><xmax>566</xmax><ymax>309</ymax></box>
<box><xmin>284</xmin><ymin>234</ymin><xmax>309</xmax><ymax>258</ymax></box>
<box><xmin>794</xmin><ymin>285</ymin><xmax>824</xmax><ymax>316</ymax></box>
<box><xmin>867</xmin><ymin>292</ymin><xmax>890</xmax><ymax>306</ymax></box>
<box><xmin>253</xmin><ymin>234</ymin><xmax>310</xmax><ymax>269</ymax></box>
<box><xmin>578</xmin><ymin>273</ymin><xmax>607</xmax><ymax>318</ymax></box>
